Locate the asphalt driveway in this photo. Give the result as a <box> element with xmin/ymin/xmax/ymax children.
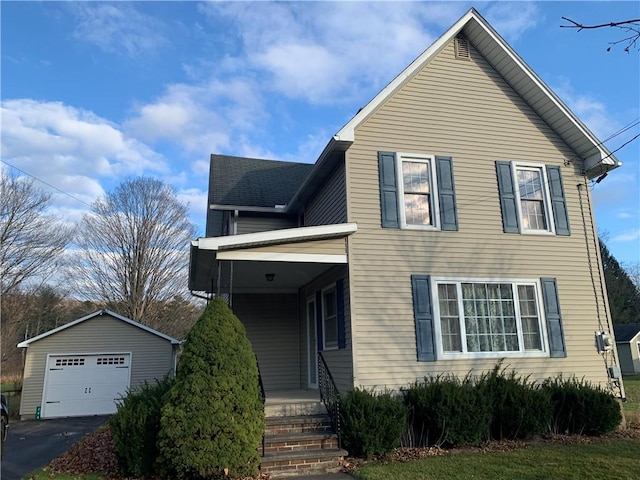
<box><xmin>1</xmin><ymin>415</ymin><xmax>109</xmax><ymax>480</ymax></box>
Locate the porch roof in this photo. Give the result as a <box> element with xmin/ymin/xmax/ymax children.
<box><xmin>189</xmin><ymin>223</ymin><xmax>357</xmax><ymax>294</ymax></box>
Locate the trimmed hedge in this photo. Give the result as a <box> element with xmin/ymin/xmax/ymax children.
<box><xmin>403</xmin><ymin>374</ymin><xmax>490</xmax><ymax>447</ymax></box>
<box><xmin>109</xmin><ymin>377</ymin><xmax>172</xmax><ymax>478</ymax></box>
<box><xmin>339</xmin><ymin>388</ymin><xmax>407</xmax><ymax>457</ymax></box>
<box><xmin>543</xmin><ymin>376</ymin><xmax>622</xmax><ymax>435</ymax></box>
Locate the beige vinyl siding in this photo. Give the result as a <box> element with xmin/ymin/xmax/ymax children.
<box><xmin>346</xmin><ymin>39</ymin><xmax>613</xmax><ymax>390</ymax></box>
<box><xmin>232</xmin><ymin>293</ymin><xmax>300</xmax><ymax>391</ymax></box>
<box><xmin>228</xmin><ymin>238</ymin><xmax>347</xmax><ymax>256</ymax></box>
<box><xmin>19</xmin><ymin>315</ymin><xmax>174</xmax><ymax>419</ymax></box>
<box><xmin>300</xmin><ymin>266</ymin><xmax>352</xmax><ymax>393</ymax></box>
<box><xmin>237</xmin><ymin>215</ymin><xmax>297</xmax><ymax>235</ymax></box>
<box><xmin>305</xmin><ymin>163</ymin><xmax>347</xmax><ymax>226</ymax></box>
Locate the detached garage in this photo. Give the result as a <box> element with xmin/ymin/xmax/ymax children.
<box><xmin>18</xmin><ymin>309</ymin><xmax>180</xmax><ymax>420</ymax></box>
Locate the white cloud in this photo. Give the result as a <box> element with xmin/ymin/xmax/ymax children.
<box><xmin>612</xmin><ymin>230</ymin><xmax>640</xmax><ymax>243</ymax></box>
<box><xmin>484</xmin><ymin>2</ymin><xmax>540</xmax><ymax>42</ymax></box>
<box><xmin>0</xmin><ymin>99</ymin><xmax>170</xmax><ymax>223</ymax></box>
<box><xmin>70</xmin><ymin>3</ymin><xmax>168</xmax><ymax>58</ymax></box>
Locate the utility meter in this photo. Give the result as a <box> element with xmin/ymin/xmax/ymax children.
<box><xmin>595</xmin><ymin>331</ymin><xmax>613</xmax><ymax>353</ymax></box>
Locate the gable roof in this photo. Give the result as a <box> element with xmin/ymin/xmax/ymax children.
<box><xmin>209</xmin><ymin>154</ymin><xmax>313</xmax><ymax>210</ymax></box>
<box><xmin>17</xmin><ymin>309</ymin><xmax>181</xmax><ymax>348</ymax></box>
<box><xmin>614</xmin><ymin>322</ymin><xmax>640</xmax><ymax>343</ymax></box>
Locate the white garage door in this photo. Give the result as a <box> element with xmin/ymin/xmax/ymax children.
<box><xmin>42</xmin><ymin>354</ymin><xmax>131</xmax><ymax>418</ymax></box>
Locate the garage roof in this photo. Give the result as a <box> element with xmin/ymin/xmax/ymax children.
<box><xmin>17</xmin><ymin>309</ymin><xmax>181</xmax><ymax>348</ymax></box>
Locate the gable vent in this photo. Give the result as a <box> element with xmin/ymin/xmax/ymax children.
<box><xmin>455</xmin><ymin>36</ymin><xmax>470</xmax><ymax>60</ymax></box>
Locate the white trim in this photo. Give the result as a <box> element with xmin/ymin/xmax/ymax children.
<box><xmin>17</xmin><ymin>309</ymin><xmax>180</xmax><ymax>348</ymax></box>
<box><xmin>209</xmin><ymin>204</ymin><xmax>287</xmax><ymax>213</ymax></box>
<box><xmin>216</xmin><ymin>251</ymin><xmax>348</xmax><ymax>263</ymax></box>
<box><xmin>431</xmin><ymin>277</ymin><xmax>549</xmax><ymax>360</ymax></box>
<box><xmin>512</xmin><ymin>162</ymin><xmax>555</xmax><ymax>235</ymax></box>
<box><xmin>396</xmin><ymin>153</ymin><xmax>440</xmax><ymax>230</ymax></box>
<box><xmin>192</xmin><ymin>222</ymin><xmax>357</xmax><ymax>251</ymax></box>
<box><xmin>332</xmin><ymin>8</ymin><xmax>619</xmax><ymax>177</ymax></box>
<box><xmin>321</xmin><ymin>285</ymin><xmax>339</xmax><ymax>351</ymax></box>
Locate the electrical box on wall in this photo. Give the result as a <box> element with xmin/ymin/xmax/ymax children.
<box><xmin>595</xmin><ymin>331</ymin><xmax>613</xmax><ymax>353</ymax></box>
<box><xmin>608</xmin><ymin>366</ymin><xmax>621</xmax><ymax>379</ymax></box>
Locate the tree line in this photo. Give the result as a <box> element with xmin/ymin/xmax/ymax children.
<box><xmin>1</xmin><ymin>171</ymin><xmax>202</xmax><ymax>375</ymax></box>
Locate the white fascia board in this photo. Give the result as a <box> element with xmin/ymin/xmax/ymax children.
<box><xmin>17</xmin><ymin>309</ymin><xmax>180</xmax><ymax>348</ymax></box>
<box><xmin>334</xmin><ymin>10</ymin><xmax>475</xmax><ymax>142</ymax></box>
<box><xmin>216</xmin><ymin>251</ymin><xmax>348</xmax><ymax>263</ymax></box>
<box><xmin>209</xmin><ymin>204</ymin><xmax>287</xmax><ymax>213</ymax></box>
<box><xmin>193</xmin><ymin>222</ymin><xmax>357</xmax><ymax>251</ymax></box>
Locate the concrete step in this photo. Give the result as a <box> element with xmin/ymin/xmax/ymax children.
<box><xmin>265</xmin><ymin>400</ymin><xmax>326</xmax><ymax>417</ymax></box>
<box><xmin>264</xmin><ymin>431</ymin><xmax>338</xmax><ymax>454</ymax></box>
<box><xmin>260</xmin><ymin>448</ymin><xmax>348</xmax><ymax>478</ymax></box>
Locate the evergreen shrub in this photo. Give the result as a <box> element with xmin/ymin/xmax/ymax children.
<box><xmin>339</xmin><ymin>388</ymin><xmax>407</xmax><ymax>457</ymax></box>
<box><xmin>476</xmin><ymin>364</ymin><xmax>552</xmax><ymax>440</ymax></box>
<box><xmin>403</xmin><ymin>375</ymin><xmax>490</xmax><ymax>447</ymax></box>
<box><xmin>543</xmin><ymin>377</ymin><xmax>622</xmax><ymax>435</ymax></box>
<box><xmin>156</xmin><ymin>297</ymin><xmax>264</xmax><ymax>479</ymax></box>
<box><xmin>109</xmin><ymin>377</ymin><xmax>172</xmax><ymax>478</ymax></box>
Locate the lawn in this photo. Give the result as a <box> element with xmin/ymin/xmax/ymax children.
<box><xmin>352</xmin><ymin>439</ymin><xmax>640</xmax><ymax>480</ymax></box>
<box><xmin>622</xmin><ymin>375</ymin><xmax>640</xmax><ymax>414</ymax></box>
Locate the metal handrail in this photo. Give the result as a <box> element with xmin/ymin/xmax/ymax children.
<box><xmin>318</xmin><ymin>352</ymin><xmax>341</xmax><ymax>449</ymax></box>
<box><xmin>256</xmin><ymin>355</ymin><xmax>266</xmax><ymax>456</ymax></box>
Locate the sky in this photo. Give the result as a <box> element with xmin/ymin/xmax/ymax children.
<box><xmin>1</xmin><ymin>1</ymin><xmax>639</xmax><ymax>264</ymax></box>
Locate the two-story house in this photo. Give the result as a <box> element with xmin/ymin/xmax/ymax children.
<box><xmin>189</xmin><ymin>8</ymin><xmax>623</xmax><ymax>403</ymax></box>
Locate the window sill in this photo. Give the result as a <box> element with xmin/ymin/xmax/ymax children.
<box><xmin>438</xmin><ymin>350</ymin><xmax>549</xmax><ymax>360</ymax></box>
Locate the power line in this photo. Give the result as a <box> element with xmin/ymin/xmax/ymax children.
<box><xmin>0</xmin><ymin>159</ymin><xmax>95</xmax><ymax>209</ymax></box>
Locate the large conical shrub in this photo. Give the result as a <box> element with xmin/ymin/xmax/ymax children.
<box><xmin>157</xmin><ymin>297</ymin><xmax>264</xmax><ymax>479</ymax></box>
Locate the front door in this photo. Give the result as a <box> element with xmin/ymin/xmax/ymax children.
<box><xmin>307</xmin><ymin>297</ymin><xmax>318</xmax><ymax>389</ymax></box>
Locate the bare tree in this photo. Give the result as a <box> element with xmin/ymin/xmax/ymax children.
<box><xmin>623</xmin><ymin>261</ymin><xmax>640</xmax><ymax>291</ymax></box>
<box><xmin>73</xmin><ymin>177</ymin><xmax>196</xmax><ymax>321</ymax></box>
<box><xmin>0</xmin><ymin>170</ymin><xmax>72</xmax><ymax>295</ymax></box>
<box><xmin>561</xmin><ymin>17</ymin><xmax>640</xmax><ymax>52</ymax></box>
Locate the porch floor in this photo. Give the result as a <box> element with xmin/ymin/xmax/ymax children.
<box><xmin>264</xmin><ymin>389</ymin><xmax>324</xmax><ymax>417</ymax></box>
<box><xmin>265</xmin><ymin>389</ymin><xmax>320</xmax><ymax>405</ymax></box>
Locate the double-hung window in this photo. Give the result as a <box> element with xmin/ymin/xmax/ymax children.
<box><xmin>514</xmin><ymin>164</ymin><xmax>552</xmax><ymax>233</ymax></box>
<box><xmin>322</xmin><ymin>286</ymin><xmax>338</xmax><ymax>350</ymax></box>
<box><xmin>379</xmin><ymin>151</ymin><xmax>458</xmax><ymax>231</ymax></box>
<box><xmin>433</xmin><ymin>279</ymin><xmax>546</xmax><ymax>358</ymax></box>
<box><xmin>496</xmin><ymin>161</ymin><xmax>570</xmax><ymax>236</ymax></box>
<box><xmin>398</xmin><ymin>155</ymin><xmax>438</xmax><ymax>228</ymax></box>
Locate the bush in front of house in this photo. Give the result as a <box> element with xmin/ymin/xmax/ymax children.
<box><xmin>476</xmin><ymin>364</ymin><xmax>553</xmax><ymax>440</ymax></box>
<box><xmin>339</xmin><ymin>387</ymin><xmax>407</xmax><ymax>457</ymax></box>
<box><xmin>156</xmin><ymin>297</ymin><xmax>264</xmax><ymax>479</ymax></box>
<box><xmin>109</xmin><ymin>377</ymin><xmax>172</xmax><ymax>477</ymax></box>
<box><xmin>403</xmin><ymin>374</ymin><xmax>491</xmax><ymax>447</ymax></box>
<box><xmin>543</xmin><ymin>376</ymin><xmax>622</xmax><ymax>435</ymax></box>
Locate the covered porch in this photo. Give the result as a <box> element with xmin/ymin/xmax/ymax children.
<box><xmin>189</xmin><ymin>223</ymin><xmax>356</xmax><ymax>392</ymax></box>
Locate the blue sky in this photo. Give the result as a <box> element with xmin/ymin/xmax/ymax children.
<box><xmin>1</xmin><ymin>1</ymin><xmax>639</xmax><ymax>264</ymax></box>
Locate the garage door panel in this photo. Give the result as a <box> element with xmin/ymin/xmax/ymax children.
<box><xmin>42</xmin><ymin>354</ymin><xmax>131</xmax><ymax>418</ymax></box>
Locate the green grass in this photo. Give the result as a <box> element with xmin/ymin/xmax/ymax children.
<box><xmin>622</xmin><ymin>376</ymin><xmax>640</xmax><ymax>413</ymax></box>
<box><xmin>352</xmin><ymin>439</ymin><xmax>640</xmax><ymax>480</ymax></box>
<box><xmin>25</xmin><ymin>471</ymin><xmax>109</xmax><ymax>480</ymax></box>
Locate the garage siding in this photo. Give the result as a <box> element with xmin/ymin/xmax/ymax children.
<box><xmin>20</xmin><ymin>315</ymin><xmax>175</xmax><ymax>419</ymax></box>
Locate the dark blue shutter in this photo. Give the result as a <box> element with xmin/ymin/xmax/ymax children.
<box><xmin>541</xmin><ymin>278</ymin><xmax>566</xmax><ymax>358</ymax></box>
<box><xmin>336</xmin><ymin>279</ymin><xmax>346</xmax><ymax>349</ymax></box>
<box><xmin>546</xmin><ymin>166</ymin><xmax>570</xmax><ymax>236</ymax></box>
<box><xmin>496</xmin><ymin>161</ymin><xmax>520</xmax><ymax>233</ymax></box>
<box><xmin>378</xmin><ymin>151</ymin><xmax>399</xmax><ymax>228</ymax></box>
<box><xmin>411</xmin><ymin>275</ymin><xmax>436</xmax><ymax>362</ymax></box>
<box><xmin>316</xmin><ymin>291</ymin><xmax>323</xmax><ymax>351</ymax></box>
<box><xmin>435</xmin><ymin>156</ymin><xmax>458</xmax><ymax>231</ymax></box>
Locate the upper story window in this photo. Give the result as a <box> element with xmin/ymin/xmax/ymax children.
<box><xmin>399</xmin><ymin>154</ymin><xmax>438</xmax><ymax>229</ymax></box>
<box><xmin>496</xmin><ymin>161</ymin><xmax>570</xmax><ymax>236</ymax></box>
<box><xmin>379</xmin><ymin>151</ymin><xmax>458</xmax><ymax>231</ymax></box>
<box><xmin>515</xmin><ymin>164</ymin><xmax>552</xmax><ymax>233</ymax></box>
